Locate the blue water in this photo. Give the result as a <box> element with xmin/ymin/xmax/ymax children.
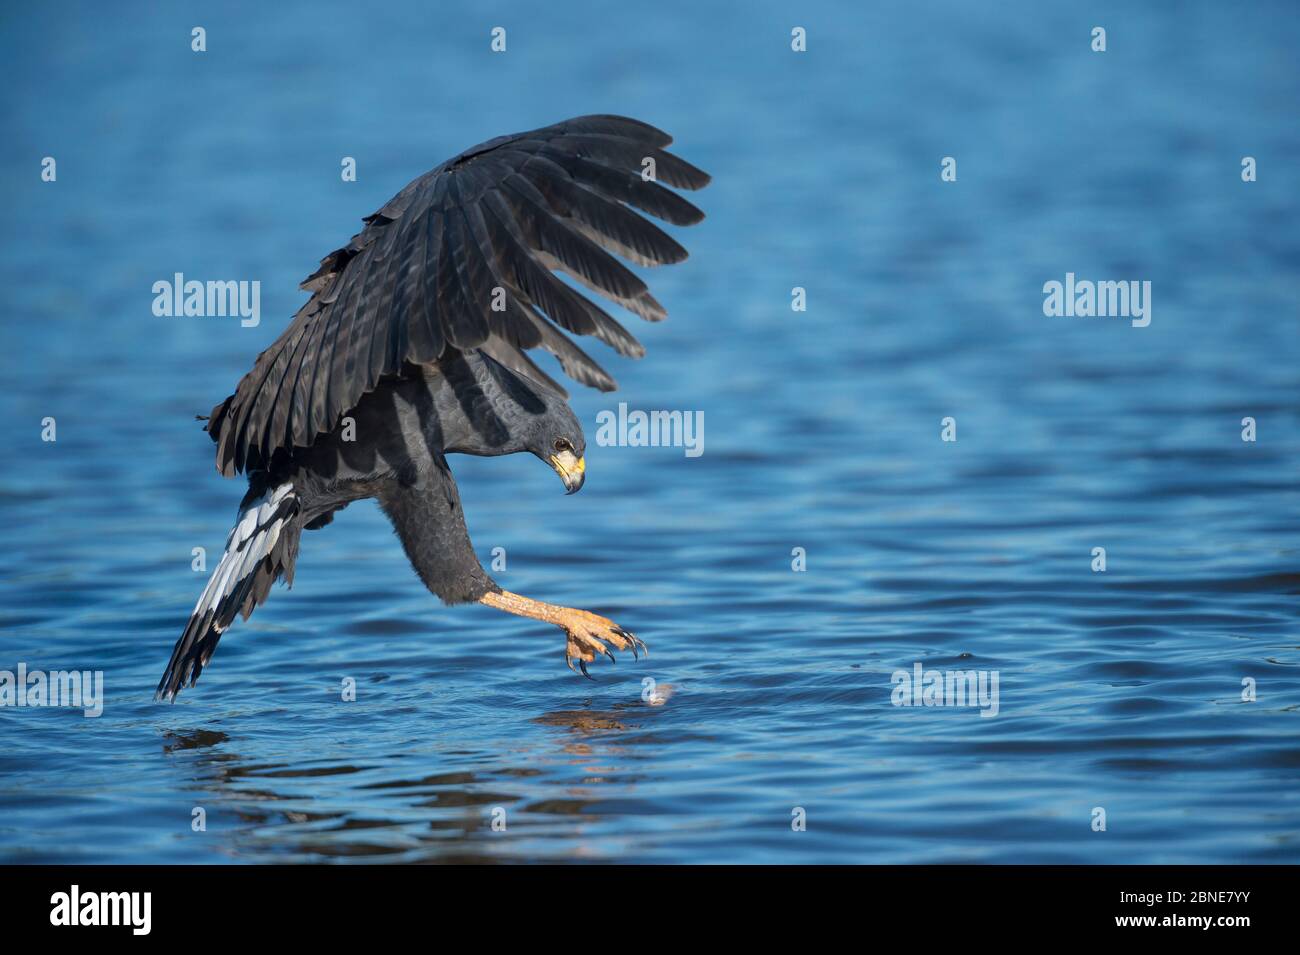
<box><xmin>1</xmin><ymin>1</ymin><xmax>1298</xmax><ymax>863</ymax></box>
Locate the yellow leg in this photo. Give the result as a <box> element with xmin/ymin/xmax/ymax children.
<box><xmin>479</xmin><ymin>589</ymin><xmax>646</xmax><ymax>676</ymax></box>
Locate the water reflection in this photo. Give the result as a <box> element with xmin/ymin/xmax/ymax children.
<box><xmin>157</xmin><ymin>697</ymin><xmax>674</xmax><ymax>861</ymax></box>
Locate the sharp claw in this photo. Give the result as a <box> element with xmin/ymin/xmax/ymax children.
<box><xmin>603</xmin><ymin>648</ymin><xmax>616</xmax><ymax>664</ymax></box>
<box><xmin>578</xmin><ymin>659</ymin><xmax>595</xmax><ymax>680</ymax></box>
<box><xmin>612</xmin><ymin>627</ymin><xmax>643</xmax><ymax>659</ymax></box>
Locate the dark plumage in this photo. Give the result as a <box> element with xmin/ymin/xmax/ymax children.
<box><xmin>157</xmin><ymin>115</ymin><xmax>708</xmax><ymax>700</ymax></box>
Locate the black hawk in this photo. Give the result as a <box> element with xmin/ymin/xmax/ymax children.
<box><xmin>157</xmin><ymin>114</ymin><xmax>709</xmax><ymax>699</ymax></box>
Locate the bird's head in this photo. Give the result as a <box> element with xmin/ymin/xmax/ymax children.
<box><xmin>546</xmin><ymin>434</ymin><xmax>586</xmax><ymax>494</ymax></box>
<box><xmin>524</xmin><ymin>406</ymin><xmax>586</xmax><ymax>494</ymax></box>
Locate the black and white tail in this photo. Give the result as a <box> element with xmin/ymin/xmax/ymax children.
<box><xmin>157</xmin><ymin>481</ymin><xmax>302</xmax><ymax>700</ymax></box>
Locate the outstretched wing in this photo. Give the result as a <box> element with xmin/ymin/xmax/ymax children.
<box><xmin>208</xmin><ymin>114</ymin><xmax>709</xmax><ymax>476</ymax></box>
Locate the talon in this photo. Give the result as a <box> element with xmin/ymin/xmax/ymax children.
<box><xmin>611</xmin><ymin>626</ymin><xmax>643</xmax><ymax>659</ymax></box>
<box><xmin>482</xmin><ymin>591</ymin><xmax>644</xmax><ymax>676</ymax></box>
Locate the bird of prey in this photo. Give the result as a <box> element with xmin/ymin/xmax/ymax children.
<box><xmin>156</xmin><ymin>114</ymin><xmax>709</xmax><ymax>700</ymax></box>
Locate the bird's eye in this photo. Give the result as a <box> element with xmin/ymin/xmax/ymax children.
<box><xmin>554</xmin><ymin>438</ymin><xmax>572</xmax><ymax>453</ymax></box>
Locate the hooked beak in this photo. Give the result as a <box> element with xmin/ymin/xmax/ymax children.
<box><xmin>549</xmin><ymin>449</ymin><xmax>586</xmax><ymax>494</ymax></box>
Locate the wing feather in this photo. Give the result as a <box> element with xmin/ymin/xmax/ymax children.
<box><xmin>207</xmin><ymin>114</ymin><xmax>708</xmax><ymax>475</ymax></box>
<box><xmin>520</xmin><ymin>154</ymin><xmax>689</xmax><ymax>268</ymax></box>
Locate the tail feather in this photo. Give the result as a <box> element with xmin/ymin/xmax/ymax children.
<box><xmin>157</xmin><ymin>481</ymin><xmax>301</xmax><ymax>701</ymax></box>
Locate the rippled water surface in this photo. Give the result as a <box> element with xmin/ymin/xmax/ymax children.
<box><xmin>1</xmin><ymin>1</ymin><xmax>1298</xmax><ymax>863</ymax></box>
